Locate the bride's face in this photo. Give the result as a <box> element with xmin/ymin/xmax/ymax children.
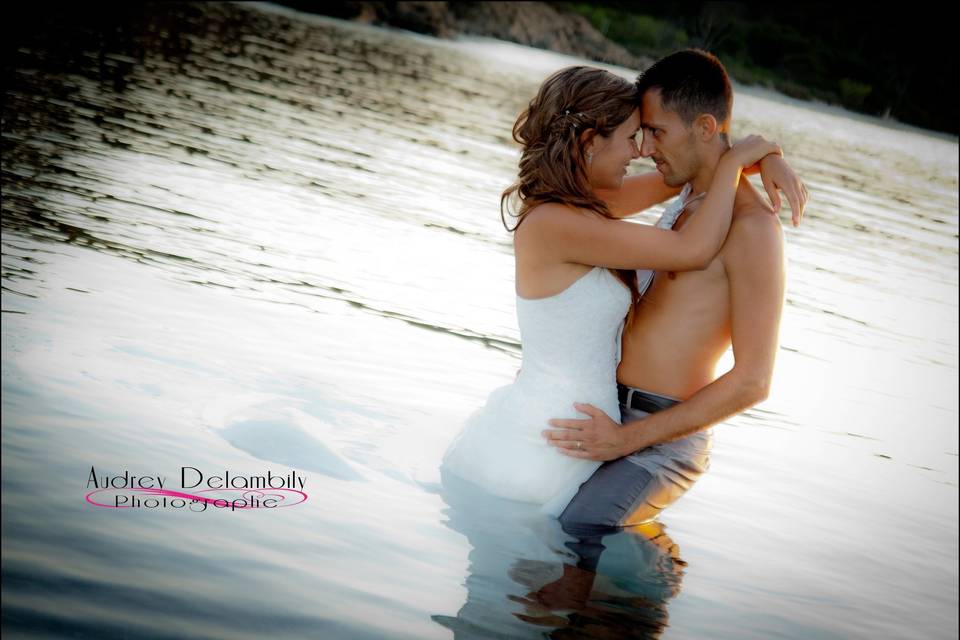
<box><xmin>585</xmin><ymin>108</ymin><xmax>642</xmax><ymax>191</ymax></box>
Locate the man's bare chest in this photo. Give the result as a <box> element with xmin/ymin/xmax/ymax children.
<box><xmin>643</xmin><ymin>202</ymin><xmax>731</xmax><ymax>321</ymax></box>
<box><xmin>643</xmin><ymin>255</ymin><xmax>729</xmax><ymax>316</ymax></box>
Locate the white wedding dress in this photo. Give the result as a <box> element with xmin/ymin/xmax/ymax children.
<box><xmin>440</xmin><ymin>264</ymin><xmax>631</xmax><ymax>518</ymax></box>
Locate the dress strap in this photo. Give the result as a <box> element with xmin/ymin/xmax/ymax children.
<box><xmin>655</xmin><ymin>183</ymin><xmax>692</xmax><ymax>229</ymax></box>
<box><xmin>657</xmin><ymin>183</ymin><xmax>707</xmax><ymax>230</ymax></box>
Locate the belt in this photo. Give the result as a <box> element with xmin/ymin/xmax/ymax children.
<box><xmin>617</xmin><ymin>383</ymin><xmax>679</xmax><ymax>413</ymax></box>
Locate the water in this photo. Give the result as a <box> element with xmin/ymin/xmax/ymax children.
<box><xmin>3</xmin><ymin>2</ymin><xmax>957</xmax><ymax>638</ymax></box>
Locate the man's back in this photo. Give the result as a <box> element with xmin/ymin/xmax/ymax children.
<box><xmin>618</xmin><ymin>179</ymin><xmax>785</xmax><ymax>399</ymax></box>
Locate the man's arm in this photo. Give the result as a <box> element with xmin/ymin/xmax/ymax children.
<box><xmin>541</xmin><ymin>210</ymin><xmax>786</xmax><ymax>460</ymax></box>
<box><xmin>595</xmin><ymin>171</ymin><xmax>682</xmax><ymax>218</ymax></box>
<box><xmin>622</xmin><ymin>211</ymin><xmax>786</xmax><ymax>452</ymax></box>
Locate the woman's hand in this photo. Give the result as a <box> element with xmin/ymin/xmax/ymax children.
<box><xmin>724</xmin><ymin>134</ymin><xmax>782</xmax><ymax>171</ymax></box>
<box><xmin>756</xmin><ymin>154</ymin><xmax>809</xmax><ymax>227</ymax></box>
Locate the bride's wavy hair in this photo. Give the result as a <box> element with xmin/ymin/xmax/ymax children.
<box><xmin>501</xmin><ymin>65</ymin><xmax>641</xmax><ymax>314</ymax></box>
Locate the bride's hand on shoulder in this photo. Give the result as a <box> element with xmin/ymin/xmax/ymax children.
<box><xmin>755</xmin><ymin>154</ymin><xmax>809</xmax><ymax>227</ymax></box>
<box><xmin>729</xmin><ymin>135</ymin><xmax>807</xmax><ymax>227</ymax></box>
<box><xmin>723</xmin><ymin>134</ymin><xmax>781</xmax><ymax>170</ymax></box>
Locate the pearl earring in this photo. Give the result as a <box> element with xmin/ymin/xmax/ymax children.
<box><xmin>587</xmin><ymin>150</ymin><xmax>593</xmax><ymax>166</ymax></box>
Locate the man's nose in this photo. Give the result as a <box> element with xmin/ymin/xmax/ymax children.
<box><xmin>639</xmin><ymin>133</ymin><xmax>654</xmax><ymax>158</ymax></box>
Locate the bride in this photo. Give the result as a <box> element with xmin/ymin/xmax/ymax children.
<box><xmin>440</xmin><ymin>65</ymin><xmax>789</xmax><ymax>517</ymax></box>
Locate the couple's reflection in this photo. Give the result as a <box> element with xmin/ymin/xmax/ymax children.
<box><xmin>433</xmin><ymin>469</ymin><xmax>687</xmax><ymax>639</ymax></box>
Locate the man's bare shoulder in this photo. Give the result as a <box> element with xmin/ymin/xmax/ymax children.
<box><xmin>730</xmin><ymin>205</ymin><xmax>784</xmax><ymax>243</ymax></box>
<box><xmin>721</xmin><ymin>206</ymin><xmax>785</xmax><ymax>270</ymax></box>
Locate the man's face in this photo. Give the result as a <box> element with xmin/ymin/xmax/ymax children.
<box><xmin>639</xmin><ymin>89</ymin><xmax>700</xmax><ymax>187</ymax></box>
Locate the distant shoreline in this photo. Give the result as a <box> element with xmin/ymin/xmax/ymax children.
<box><xmin>729</xmin><ymin>82</ymin><xmax>959</xmax><ymax>144</ymax></box>
<box><xmin>267</xmin><ymin>1</ymin><xmax>653</xmax><ymax>69</ymax></box>
<box><xmin>258</xmin><ymin>2</ymin><xmax>958</xmax><ymax>143</ymax></box>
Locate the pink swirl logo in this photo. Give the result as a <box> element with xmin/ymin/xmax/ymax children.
<box><xmin>85</xmin><ymin>487</ymin><xmax>308</xmax><ymax>511</ymax></box>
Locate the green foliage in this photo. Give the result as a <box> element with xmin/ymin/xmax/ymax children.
<box><xmin>559</xmin><ymin>2</ymin><xmax>954</xmax><ymax>134</ymax></box>
<box><xmin>565</xmin><ymin>3</ymin><xmax>688</xmax><ymax>57</ymax></box>
<box><xmin>838</xmin><ymin>78</ymin><xmax>873</xmax><ymax>110</ymax></box>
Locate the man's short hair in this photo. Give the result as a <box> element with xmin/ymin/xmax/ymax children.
<box><xmin>636</xmin><ymin>49</ymin><xmax>733</xmax><ymax>134</ymax></box>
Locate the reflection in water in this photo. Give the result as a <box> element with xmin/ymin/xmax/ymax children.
<box><xmin>434</xmin><ymin>469</ymin><xmax>684</xmax><ymax>638</ymax></box>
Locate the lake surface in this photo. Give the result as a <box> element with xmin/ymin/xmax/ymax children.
<box><xmin>3</xmin><ymin>2</ymin><xmax>957</xmax><ymax>638</ymax></box>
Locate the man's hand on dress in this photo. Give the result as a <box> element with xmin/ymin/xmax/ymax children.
<box><xmin>542</xmin><ymin>403</ymin><xmax>631</xmax><ymax>461</ymax></box>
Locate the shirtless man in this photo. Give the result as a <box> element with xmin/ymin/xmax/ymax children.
<box><xmin>542</xmin><ymin>49</ymin><xmax>808</xmax><ymax>530</ymax></box>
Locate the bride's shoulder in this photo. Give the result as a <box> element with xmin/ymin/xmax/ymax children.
<box><xmin>516</xmin><ymin>202</ymin><xmax>597</xmax><ymax>239</ymax></box>
<box><xmin>524</xmin><ymin>201</ymin><xmax>575</xmax><ymax>221</ymax></box>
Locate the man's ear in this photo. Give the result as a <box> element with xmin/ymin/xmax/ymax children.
<box><xmin>693</xmin><ymin>114</ymin><xmax>719</xmax><ymax>141</ymax></box>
